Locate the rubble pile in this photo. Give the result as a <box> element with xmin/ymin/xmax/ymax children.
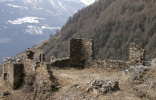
<box><xmin>88</xmin><ymin>79</ymin><xmax>120</xmax><ymax>95</ymax></box>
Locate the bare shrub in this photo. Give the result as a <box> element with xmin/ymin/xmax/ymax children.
<box><xmin>133</xmin><ymin>88</ymin><xmax>148</xmax><ymax>99</ymax></box>
<box><xmin>128</xmin><ymin>65</ymin><xmax>147</xmax><ymax>84</ymax></box>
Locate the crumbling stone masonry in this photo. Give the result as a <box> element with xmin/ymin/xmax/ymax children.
<box><xmin>34</xmin><ymin>63</ymin><xmax>58</xmax><ymax>100</ymax></box>
<box><xmin>69</xmin><ymin>38</ymin><xmax>94</xmax><ymax>68</ymax></box>
<box><xmin>23</xmin><ymin>49</ymin><xmax>39</xmax><ymax>92</ymax></box>
<box><xmin>2</xmin><ymin>62</ymin><xmax>24</xmax><ymax>89</ymax></box>
<box><xmin>88</xmin><ymin>60</ymin><xmax>129</xmax><ymax>70</ymax></box>
<box><xmin>39</xmin><ymin>52</ymin><xmax>45</xmax><ymax>63</ymax></box>
<box><xmin>129</xmin><ymin>43</ymin><xmax>145</xmax><ymax>66</ymax></box>
<box><xmin>1</xmin><ymin>38</ymin><xmax>147</xmax><ymax>91</ymax></box>
<box><xmin>51</xmin><ymin>38</ymin><xmax>94</xmax><ymax>68</ymax></box>
<box><xmin>69</xmin><ymin>39</ymin><xmax>94</xmax><ymax>60</ymax></box>
<box><xmin>83</xmin><ymin>42</ymin><xmax>146</xmax><ymax>70</ymax></box>
<box><xmin>51</xmin><ymin>38</ymin><xmax>146</xmax><ymax>70</ymax></box>
<box><xmin>26</xmin><ymin>48</ymin><xmax>34</xmax><ymax>60</ymax></box>
<box><xmin>103</xmin><ymin>60</ymin><xmax>128</xmax><ymax>70</ymax></box>
<box><xmin>2</xmin><ymin>48</ymin><xmax>58</xmax><ymax>100</ymax></box>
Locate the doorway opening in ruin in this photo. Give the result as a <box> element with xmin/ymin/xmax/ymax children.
<box><xmin>4</xmin><ymin>73</ymin><xmax>7</xmax><ymax>81</ymax></box>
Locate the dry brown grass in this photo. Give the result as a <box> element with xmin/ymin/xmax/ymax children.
<box><xmin>51</xmin><ymin>68</ymin><xmax>142</xmax><ymax>100</ymax></box>
<box><xmin>0</xmin><ymin>67</ymin><xmax>156</xmax><ymax>100</ymax></box>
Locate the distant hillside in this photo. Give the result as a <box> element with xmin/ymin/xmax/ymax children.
<box><xmin>27</xmin><ymin>0</ymin><xmax>156</xmax><ymax>61</ymax></box>
<box><xmin>0</xmin><ymin>0</ymin><xmax>86</xmax><ymax>62</ymax></box>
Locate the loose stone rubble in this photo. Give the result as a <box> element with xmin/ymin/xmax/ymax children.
<box><xmin>1</xmin><ymin>91</ymin><xmax>9</xmax><ymax>97</ymax></box>
<box><xmin>87</xmin><ymin>79</ymin><xmax>120</xmax><ymax>95</ymax></box>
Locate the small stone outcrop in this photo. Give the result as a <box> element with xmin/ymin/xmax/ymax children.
<box><xmin>87</xmin><ymin>79</ymin><xmax>120</xmax><ymax>95</ymax></box>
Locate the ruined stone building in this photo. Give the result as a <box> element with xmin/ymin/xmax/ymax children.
<box><xmin>2</xmin><ymin>49</ymin><xmax>58</xmax><ymax>99</ymax></box>
<box><xmin>51</xmin><ymin>38</ymin><xmax>146</xmax><ymax>70</ymax></box>
<box><xmin>129</xmin><ymin>43</ymin><xmax>145</xmax><ymax>66</ymax></box>
<box><xmin>1</xmin><ymin>38</ymin><xmax>146</xmax><ymax>91</ymax></box>
<box><xmin>2</xmin><ymin>62</ymin><xmax>23</xmax><ymax>89</ymax></box>
<box><xmin>51</xmin><ymin>38</ymin><xmax>94</xmax><ymax>68</ymax></box>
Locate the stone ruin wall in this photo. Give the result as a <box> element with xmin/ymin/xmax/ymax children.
<box><xmin>22</xmin><ymin>49</ymin><xmax>38</xmax><ymax>92</ymax></box>
<box><xmin>51</xmin><ymin>38</ymin><xmax>94</xmax><ymax>69</ymax></box>
<box><xmin>34</xmin><ymin>63</ymin><xmax>58</xmax><ymax>100</ymax></box>
<box><xmin>1</xmin><ymin>38</ymin><xmax>147</xmax><ymax>91</ymax></box>
<box><xmin>2</xmin><ymin>62</ymin><xmax>24</xmax><ymax>89</ymax></box>
<box><xmin>50</xmin><ymin>38</ymin><xmax>146</xmax><ymax>70</ymax></box>
<box><xmin>129</xmin><ymin>43</ymin><xmax>145</xmax><ymax>66</ymax></box>
<box><xmin>103</xmin><ymin>60</ymin><xmax>128</xmax><ymax>70</ymax></box>
<box><xmin>1</xmin><ymin>49</ymin><xmax>58</xmax><ymax>99</ymax></box>
<box><xmin>88</xmin><ymin>60</ymin><xmax>129</xmax><ymax>70</ymax></box>
<box><xmin>51</xmin><ymin>58</ymin><xmax>70</xmax><ymax>68</ymax></box>
<box><xmin>89</xmin><ymin>43</ymin><xmax>146</xmax><ymax>70</ymax></box>
<box><xmin>69</xmin><ymin>38</ymin><xmax>93</xmax><ymax>68</ymax></box>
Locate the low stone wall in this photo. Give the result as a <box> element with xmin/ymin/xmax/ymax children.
<box><xmin>89</xmin><ymin>60</ymin><xmax>129</xmax><ymax>70</ymax></box>
<box><xmin>103</xmin><ymin>59</ymin><xmax>129</xmax><ymax>70</ymax></box>
<box><xmin>51</xmin><ymin>58</ymin><xmax>85</xmax><ymax>69</ymax></box>
<box><xmin>51</xmin><ymin>58</ymin><xmax>70</xmax><ymax>68</ymax></box>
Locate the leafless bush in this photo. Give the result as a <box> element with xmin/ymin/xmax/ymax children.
<box><xmin>143</xmin><ymin>76</ymin><xmax>156</xmax><ymax>90</ymax></box>
<box><xmin>151</xmin><ymin>58</ymin><xmax>156</xmax><ymax>67</ymax></box>
<box><xmin>133</xmin><ymin>88</ymin><xmax>148</xmax><ymax>99</ymax></box>
<box><xmin>129</xmin><ymin>65</ymin><xmax>147</xmax><ymax>84</ymax></box>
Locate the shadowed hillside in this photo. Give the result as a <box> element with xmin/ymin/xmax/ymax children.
<box><xmin>29</xmin><ymin>0</ymin><xmax>156</xmax><ymax>61</ymax></box>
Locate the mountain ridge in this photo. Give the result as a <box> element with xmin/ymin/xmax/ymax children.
<box><xmin>28</xmin><ymin>0</ymin><xmax>156</xmax><ymax>61</ymax></box>
<box><xmin>0</xmin><ymin>0</ymin><xmax>94</xmax><ymax>62</ymax></box>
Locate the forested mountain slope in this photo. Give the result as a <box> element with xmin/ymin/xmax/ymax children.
<box><xmin>33</xmin><ymin>0</ymin><xmax>156</xmax><ymax>61</ymax></box>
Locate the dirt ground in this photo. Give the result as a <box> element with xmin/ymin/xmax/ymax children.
<box><xmin>51</xmin><ymin>68</ymin><xmax>141</xmax><ymax>100</ymax></box>
<box><xmin>0</xmin><ymin>67</ymin><xmax>156</xmax><ymax>100</ymax></box>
